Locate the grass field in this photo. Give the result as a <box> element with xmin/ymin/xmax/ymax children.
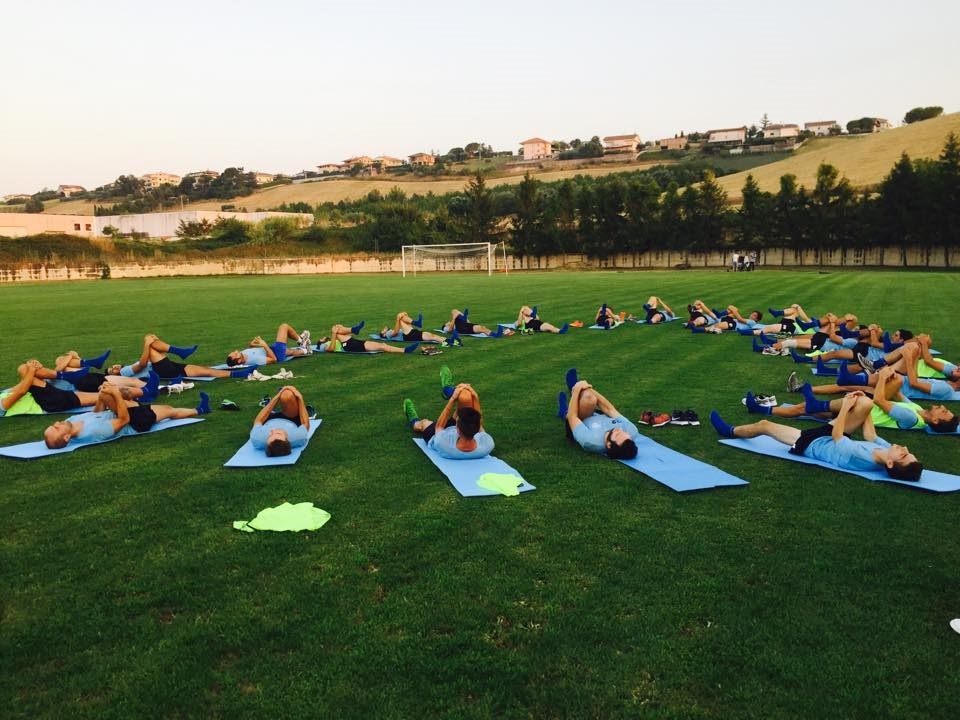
<box><xmin>1</xmin><ymin>270</ymin><xmax>959</xmax><ymax>719</ymax></box>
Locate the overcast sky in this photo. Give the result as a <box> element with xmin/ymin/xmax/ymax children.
<box><xmin>2</xmin><ymin>0</ymin><xmax>958</xmax><ymax>196</ymax></box>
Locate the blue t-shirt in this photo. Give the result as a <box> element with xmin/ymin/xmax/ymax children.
<box><xmin>806</xmin><ymin>435</ymin><xmax>891</xmax><ymax>471</ymax></box>
<box><xmin>902</xmin><ymin>374</ymin><xmax>954</xmax><ymax>401</ymax></box>
<box><xmin>119</xmin><ymin>362</ymin><xmax>151</xmax><ymax>379</ymax></box>
<box><xmin>429</xmin><ymin>426</ymin><xmax>494</xmax><ymax>459</ymax></box>
<box><xmin>71</xmin><ymin>410</ymin><xmax>124</xmax><ymax>444</ymax></box>
<box><xmin>241</xmin><ymin>347</ymin><xmax>270</xmax><ymax>366</ymax></box>
<box><xmin>572</xmin><ymin>414</ymin><xmax>640</xmax><ymax>455</ymax></box>
<box><xmin>249</xmin><ymin>418</ymin><xmax>308</xmax><ymax>451</ymax></box>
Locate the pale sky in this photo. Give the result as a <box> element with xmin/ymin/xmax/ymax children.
<box><xmin>2</xmin><ymin>0</ymin><xmax>958</xmax><ymax>197</ymax></box>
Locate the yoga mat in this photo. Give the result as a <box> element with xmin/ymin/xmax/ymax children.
<box><xmin>0</xmin><ymin>417</ymin><xmax>204</xmax><ymax>459</ymax></box>
<box><xmin>589</xmin><ymin>320</ymin><xmax>625</xmax><ymax>330</ymax></box>
<box><xmin>719</xmin><ymin>435</ymin><xmax>960</xmax><ymax>492</ymax></box>
<box><xmin>413</xmin><ymin>438</ymin><xmax>535</xmax><ymax>497</ymax></box>
<box><xmin>434</xmin><ymin>329</ymin><xmax>498</xmax><ymax>338</ymax></box>
<box><xmin>369</xmin><ymin>333</ymin><xmax>440</xmax><ymax>343</ymax></box>
<box><xmin>224</xmin><ymin>421</ymin><xmax>322</xmax><ymax>467</ymax></box>
<box><xmin>617</xmin><ymin>434</ymin><xmax>748</xmax><ymax>492</ymax></box>
<box><xmin>634</xmin><ymin>314</ymin><xmax>679</xmax><ymax>324</ymax></box>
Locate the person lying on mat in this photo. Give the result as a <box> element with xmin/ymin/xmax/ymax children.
<box><xmin>1</xmin><ymin>359</ymin><xmax>106</xmax><ymax>417</ymax></box>
<box><xmin>226</xmin><ymin>323</ymin><xmax>313</xmax><ymax>367</ymax></box>
<box><xmin>320</xmin><ymin>323</ymin><xmax>420</xmax><ymax>354</ymax></box>
<box><xmin>594</xmin><ymin>303</ymin><xmax>626</xmax><ymax>328</ymax></box>
<box><xmin>766</xmin><ymin>315</ymin><xmax>858</xmax><ymax>356</ymax></box>
<box><xmin>683</xmin><ymin>299</ymin><xmax>721</xmax><ymax>328</ymax></box>
<box><xmin>111</xmin><ymin>334</ymin><xmax>254</xmax><ymax>380</ymax></box>
<box><xmin>560</xmin><ymin>371</ymin><xmax>638</xmax><ymax>460</ymax></box>
<box><xmin>443</xmin><ymin>308</ymin><xmax>505</xmax><ymax>337</ymax></box>
<box><xmin>250</xmin><ymin>385</ymin><xmax>312</xmax><ymax>457</ymax></box>
<box><xmin>403</xmin><ymin>373</ymin><xmax>493</xmax><ymax>459</ymax></box>
<box><xmin>43</xmin><ymin>383</ymin><xmax>210</xmax><ymax>449</ymax></box>
<box><xmin>380</xmin><ymin>311</ymin><xmax>446</xmax><ymax>343</ymax></box>
<box><xmin>641</xmin><ymin>296</ymin><xmax>676</xmax><ymax>324</ymax></box>
<box><xmin>515</xmin><ymin>305</ymin><xmax>569</xmax><ymax>334</ymax></box>
<box><xmin>870</xmin><ymin>365</ymin><xmax>957</xmax><ymax>434</ymax></box>
<box><xmin>710</xmin><ymin>391</ymin><xmax>923</xmax><ymax>481</ymax></box>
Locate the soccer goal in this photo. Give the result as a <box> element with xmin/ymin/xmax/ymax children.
<box><xmin>401</xmin><ymin>242</ymin><xmax>507</xmax><ymax>277</ymax></box>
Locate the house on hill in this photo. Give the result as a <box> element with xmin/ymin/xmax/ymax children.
<box><xmin>519</xmin><ymin>138</ymin><xmax>552</xmax><ymax>161</ymax></box>
<box><xmin>804</xmin><ymin>120</ymin><xmax>839</xmax><ymax>136</ymax></box>
<box><xmin>317</xmin><ymin>163</ymin><xmax>343</xmax><ymax>174</ymax></box>
<box><xmin>762</xmin><ymin>124</ymin><xmax>799</xmax><ymax>139</ymax></box>
<box><xmin>602</xmin><ymin>134</ymin><xmax>641</xmax><ymax>155</ymax></box>
<box><xmin>873</xmin><ymin>118</ymin><xmax>892</xmax><ymax>132</ymax></box>
<box><xmin>252</xmin><ymin>172</ymin><xmax>276</xmax><ymax>185</ymax></box>
<box><xmin>141</xmin><ymin>172</ymin><xmax>181</xmax><ymax>189</ymax></box>
<box><xmin>185</xmin><ymin>170</ymin><xmax>219</xmax><ymax>181</ymax></box>
<box><xmin>57</xmin><ymin>184</ymin><xmax>86</xmax><ymax>197</ymax></box>
<box><xmin>375</xmin><ymin>156</ymin><xmax>405</xmax><ymax>169</ymax></box>
<box><xmin>343</xmin><ymin>156</ymin><xmax>374</xmax><ymax>168</ymax></box>
<box><xmin>658</xmin><ymin>136</ymin><xmax>688</xmax><ymax>151</ymax></box>
<box><xmin>408</xmin><ymin>152</ymin><xmax>436</xmax><ymax>167</ymax></box>
<box><xmin>706</xmin><ymin>127</ymin><xmax>747</xmax><ymax>145</ymax></box>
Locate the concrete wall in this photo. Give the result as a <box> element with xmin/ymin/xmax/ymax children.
<box><xmin>1</xmin><ymin>246</ymin><xmax>957</xmax><ymax>283</ymax></box>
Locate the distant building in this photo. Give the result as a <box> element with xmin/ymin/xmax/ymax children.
<box><xmin>316</xmin><ymin>163</ymin><xmax>343</xmax><ymax>174</ymax></box>
<box><xmin>873</xmin><ymin>118</ymin><xmax>892</xmax><ymax>132</ymax></box>
<box><xmin>252</xmin><ymin>172</ymin><xmax>276</xmax><ymax>185</ymax></box>
<box><xmin>375</xmin><ymin>156</ymin><xmax>405</xmax><ymax>168</ymax></box>
<box><xmin>762</xmin><ymin>123</ymin><xmax>799</xmax><ymax>139</ymax></box>
<box><xmin>2</xmin><ymin>194</ymin><xmax>31</xmax><ymax>203</ymax></box>
<box><xmin>804</xmin><ymin>120</ymin><xmax>839</xmax><ymax>136</ymax></box>
<box><xmin>57</xmin><ymin>184</ymin><xmax>86</xmax><ymax>197</ymax></box>
<box><xmin>343</xmin><ymin>156</ymin><xmax>374</xmax><ymax>168</ymax></box>
<box><xmin>185</xmin><ymin>170</ymin><xmax>219</xmax><ymax>181</ymax></box>
<box><xmin>519</xmin><ymin>138</ymin><xmax>552</xmax><ymax>161</ymax></box>
<box><xmin>141</xmin><ymin>172</ymin><xmax>181</xmax><ymax>189</ymax></box>
<box><xmin>408</xmin><ymin>152</ymin><xmax>436</xmax><ymax>167</ymax></box>
<box><xmin>602</xmin><ymin>134</ymin><xmax>641</xmax><ymax>155</ymax></box>
<box><xmin>658</xmin><ymin>136</ymin><xmax>688</xmax><ymax>151</ymax></box>
<box><xmin>706</xmin><ymin>127</ymin><xmax>747</xmax><ymax>145</ymax></box>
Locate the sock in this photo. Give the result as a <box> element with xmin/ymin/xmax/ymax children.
<box><xmin>558</xmin><ymin>323</ymin><xmax>569</xmax><ymax>335</ymax></box>
<box><xmin>691</xmin><ymin>327</ymin><xmax>706</xmax><ymax>334</ymax></box>
<box><xmin>838</xmin><ymin>363</ymin><xmax>867</xmax><ymax>386</ymax></box>
<box><xmin>439</xmin><ymin>366</ymin><xmax>454</xmax><ymax>398</ymax></box>
<box><xmin>58</xmin><ymin>367</ymin><xmax>89</xmax><ymax>382</ymax></box>
<box><xmin>710</xmin><ymin>410</ymin><xmax>736</xmax><ymax>438</ymax></box>
<box><xmin>491</xmin><ymin>325</ymin><xmax>504</xmax><ymax>338</ymax></box>
<box><xmin>531</xmin><ymin>305</ymin><xmax>538</xmax><ymax>318</ymax></box>
<box><xmin>745</xmin><ymin>392</ymin><xmax>771</xmax><ymax>415</ymax></box>
<box><xmin>81</xmin><ymin>349</ymin><xmax>111</xmax><ymax>368</ymax></box>
<box><xmin>804</xmin><ymin>396</ymin><xmax>832</xmax><ymax>414</ymax></box>
<box><xmin>404</xmin><ymin>342</ymin><xmax>420</xmax><ymax>354</ymax></box>
<box><xmin>760</xmin><ymin>333</ymin><xmax>776</xmax><ymax>346</ymax></box>
<box><xmin>196</xmin><ymin>391</ymin><xmax>211</xmax><ymax>415</ymax></box>
<box><xmin>169</xmin><ymin>343</ymin><xmax>198</xmax><ymax>359</ymax></box>
<box><xmin>403</xmin><ymin>399</ymin><xmax>419</xmax><ymax>426</ymax></box>
<box><xmin>413</xmin><ymin>312</ymin><xmax>423</xmax><ymax>328</ymax></box>
<box><xmin>565</xmin><ymin>368</ymin><xmax>579</xmax><ymax>391</ymax></box>
<box><xmin>557</xmin><ymin>391</ymin><xmax>569</xmax><ymax>418</ymax></box>
<box><xmin>231</xmin><ymin>366</ymin><xmax>256</xmax><ymax>378</ymax></box>
<box><xmin>752</xmin><ymin>337</ymin><xmax>764</xmax><ymax>353</ymax></box>
<box><xmin>873</xmin><ymin>358</ymin><xmax>887</xmax><ymax>369</ymax></box>
<box><xmin>350</xmin><ymin>320</ymin><xmax>365</xmax><ymax>335</ymax></box>
<box><xmin>798</xmin><ymin>319</ymin><xmax>816</xmax><ymax>330</ymax></box>
<box><xmin>446</xmin><ymin>330</ymin><xmax>461</xmax><ymax>347</ymax></box>
<box><xmin>768</xmin><ymin>307</ymin><xmax>784</xmax><ymax>317</ymax></box>
<box><xmin>816</xmin><ymin>357</ymin><xmax>838</xmax><ymax>376</ymax></box>
<box><xmin>140</xmin><ymin>371</ymin><xmax>160</xmax><ymax>402</ymax></box>
<box><xmin>790</xmin><ymin>349</ymin><xmax>813</xmax><ymax>364</ymax></box>
<box><xmin>462</xmin><ymin>308</ymin><xmax>469</xmax><ymax>321</ymax></box>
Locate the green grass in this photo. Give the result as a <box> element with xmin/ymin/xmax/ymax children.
<box><xmin>1</xmin><ymin>270</ymin><xmax>959</xmax><ymax>719</ymax></box>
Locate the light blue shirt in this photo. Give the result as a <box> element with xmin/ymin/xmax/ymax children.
<box><xmin>250</xmin><ymin>418</ymin><xmax>308</xmax><ymax>451</ymax></box>
<box><xmin>429</xmin><ymin>426</ymin><xmax>494</xmax><ymax>459</ymax></box>
<box><xmin>806</xmin><ymin>435</ymin><xmax>890</xmax><ymax>471</ymax></box>
<box><xmin>572</xmin><ymin>414</ymin><xmax>639</xmax><ymax>455</ymax></box>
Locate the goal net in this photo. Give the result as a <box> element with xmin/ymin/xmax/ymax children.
<box><xmin>402</xmin><ymin>242</ymin><xmax>503</xmax><ymax>277</ymax></box>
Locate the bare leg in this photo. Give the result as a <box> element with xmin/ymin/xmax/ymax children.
<box><xmin>731</xmin><ymin>418</ymin><xmax>802</xmax><ymax>445</ymax></box>
<box><xmin>151</xmin><ymin>405</ymin><xmax>200</xmax><ymax>421</ymax></box>
<box><xmin>275</xmin><ymin>323</ymin><xmax>302</xmax><ymax>343</ymax></box>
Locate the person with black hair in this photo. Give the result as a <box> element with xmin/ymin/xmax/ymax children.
<box><xmin>403</xmin><ymin>372</ymin><xmax>493</xmax><ymax>459</ymax></box>
<box><xmin>250</xmin><ymin>385</ymin><xmax>312</xmax><ymax>457</ymax></box>
<box><xmin>710</xmin><ymin>391</ymin><xmax>923</xmax><ymax>482</ymax></box>
<box><xmin>559</xmin><ymin>370</ymin><xmax>639</xmax><ymax>460</ymax></box>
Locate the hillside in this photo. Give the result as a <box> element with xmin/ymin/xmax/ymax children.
<box><xmin>715</xmin><ymin>111</ymin><xmax>960</xmax><ymax>201</ymax></box>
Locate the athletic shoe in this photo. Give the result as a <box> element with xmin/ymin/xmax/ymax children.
<box><xmin>670</xmin><ymin>409</ymin><xmax>688</xmax><ymax>426</ymax></box>
<box><xmin>650</xmin><ymin>412</ymin><xmax>672</xmax><ymax>428</ymax></box>
<box><xmin>761</xmin><ymin>346</ymin><xmax>781</xmax><ymax>356</ymax></box>
<box><xmin>165</xmin><ymin>381</ymin><xmax>195</xmax><ymax>395</ymax></box>
<box><xmin>741</xmin><ymin>393</ymin><xmax>777</xmax><ymax>408</ymax></box>
<box><xmin>259</xmin><ymin>396</ymin><xmax>271</xmax><ymax>407</ymax></box>
<box><xmin>220</xmin><ymin>399</ymin><xmax>239</xmax><ymax>411</ymax></box>
<box><xmin>639</xmin><ymin>411</ymin><xmax>655</xmax><ymax>426</ymax></box>
<box><xmin>856</xmin><ymin>352</ymin><xmax>876</xmax><ymax>373</ymax></box>
<box><xmin>570</xmin><ymin>320</ymin><xmax>584</xmax><ymax>328</ymax></box>
<box><xmin>439</xmin><ymin>365</ymin><xmax>454</xmax><ymax>398</ymax></box>
<box><xmin>787</xmin><ymin>371</ymin><xmax>803</xmax><ymax>392</ymax></box>
<box><xmin>420</xmin><ymin>346</ymin><xmax>443</xmax><ymax>356</ymax></box>
<box><xmin>683</xmin><ymin>410</ymin><xmax>700</xmax><ymax>426</ymax></box>
<box><xmin>403</xmin><ymin>398</ymin><xmax>419</xmax><ymax>425</ymax></box>
<box><xmin>298</xmin><ymin>329</ymin><xmax>312</xmax><ymax>352</ymax></box>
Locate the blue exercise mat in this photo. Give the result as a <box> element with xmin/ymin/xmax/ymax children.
<box><xmin>434</xmin><ymin>329</ymin><xmax>497</xmax><ymax>338</ymax></box>
<box><xmin>224</xmin><ymin>420</ymin><xmax>322</xmax><ymax>467</ymax></box>
<box><xmin>413</xmin><ymin>438</ymin><xmax>535</xmax><ymax>497</ymax></box>
<box><xmin>368</xmin><ymin>333</ymin><xmax>440</xmax><ymax>343</ymax></box>
<box><xmin>0</xmin><ymin>417</ymin><xmax>204</xmax><ymax>459</ymax></box>
<box><xmin>589</xmin><ymin>321</ymin><xmax>625</xmax><ymax>330</ymax></box>
<box><xmin>617</xmin><ymin>434</ymin><xmax>748</xmax><ymax>492</ymax></box>
<box><xmin>719</xmin><ymin>435</ymin><xmax>960</xmax><ymax>492</ymax></box>
<box><xmin>634</xmin><ymin>314</ymin><xmax>679</xmax><ymax>325</ymax></box>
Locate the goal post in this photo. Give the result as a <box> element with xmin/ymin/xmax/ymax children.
<box><xmin>402</xmin><ymin>242</ymin><xmax>499</xmax><ymax>277</ymax></box>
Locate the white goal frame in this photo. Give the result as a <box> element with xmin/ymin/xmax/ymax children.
<box><xmin>401</xmin><ymin>242</ymin><xmax>507</xmax><ymax>277</ymax></box>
